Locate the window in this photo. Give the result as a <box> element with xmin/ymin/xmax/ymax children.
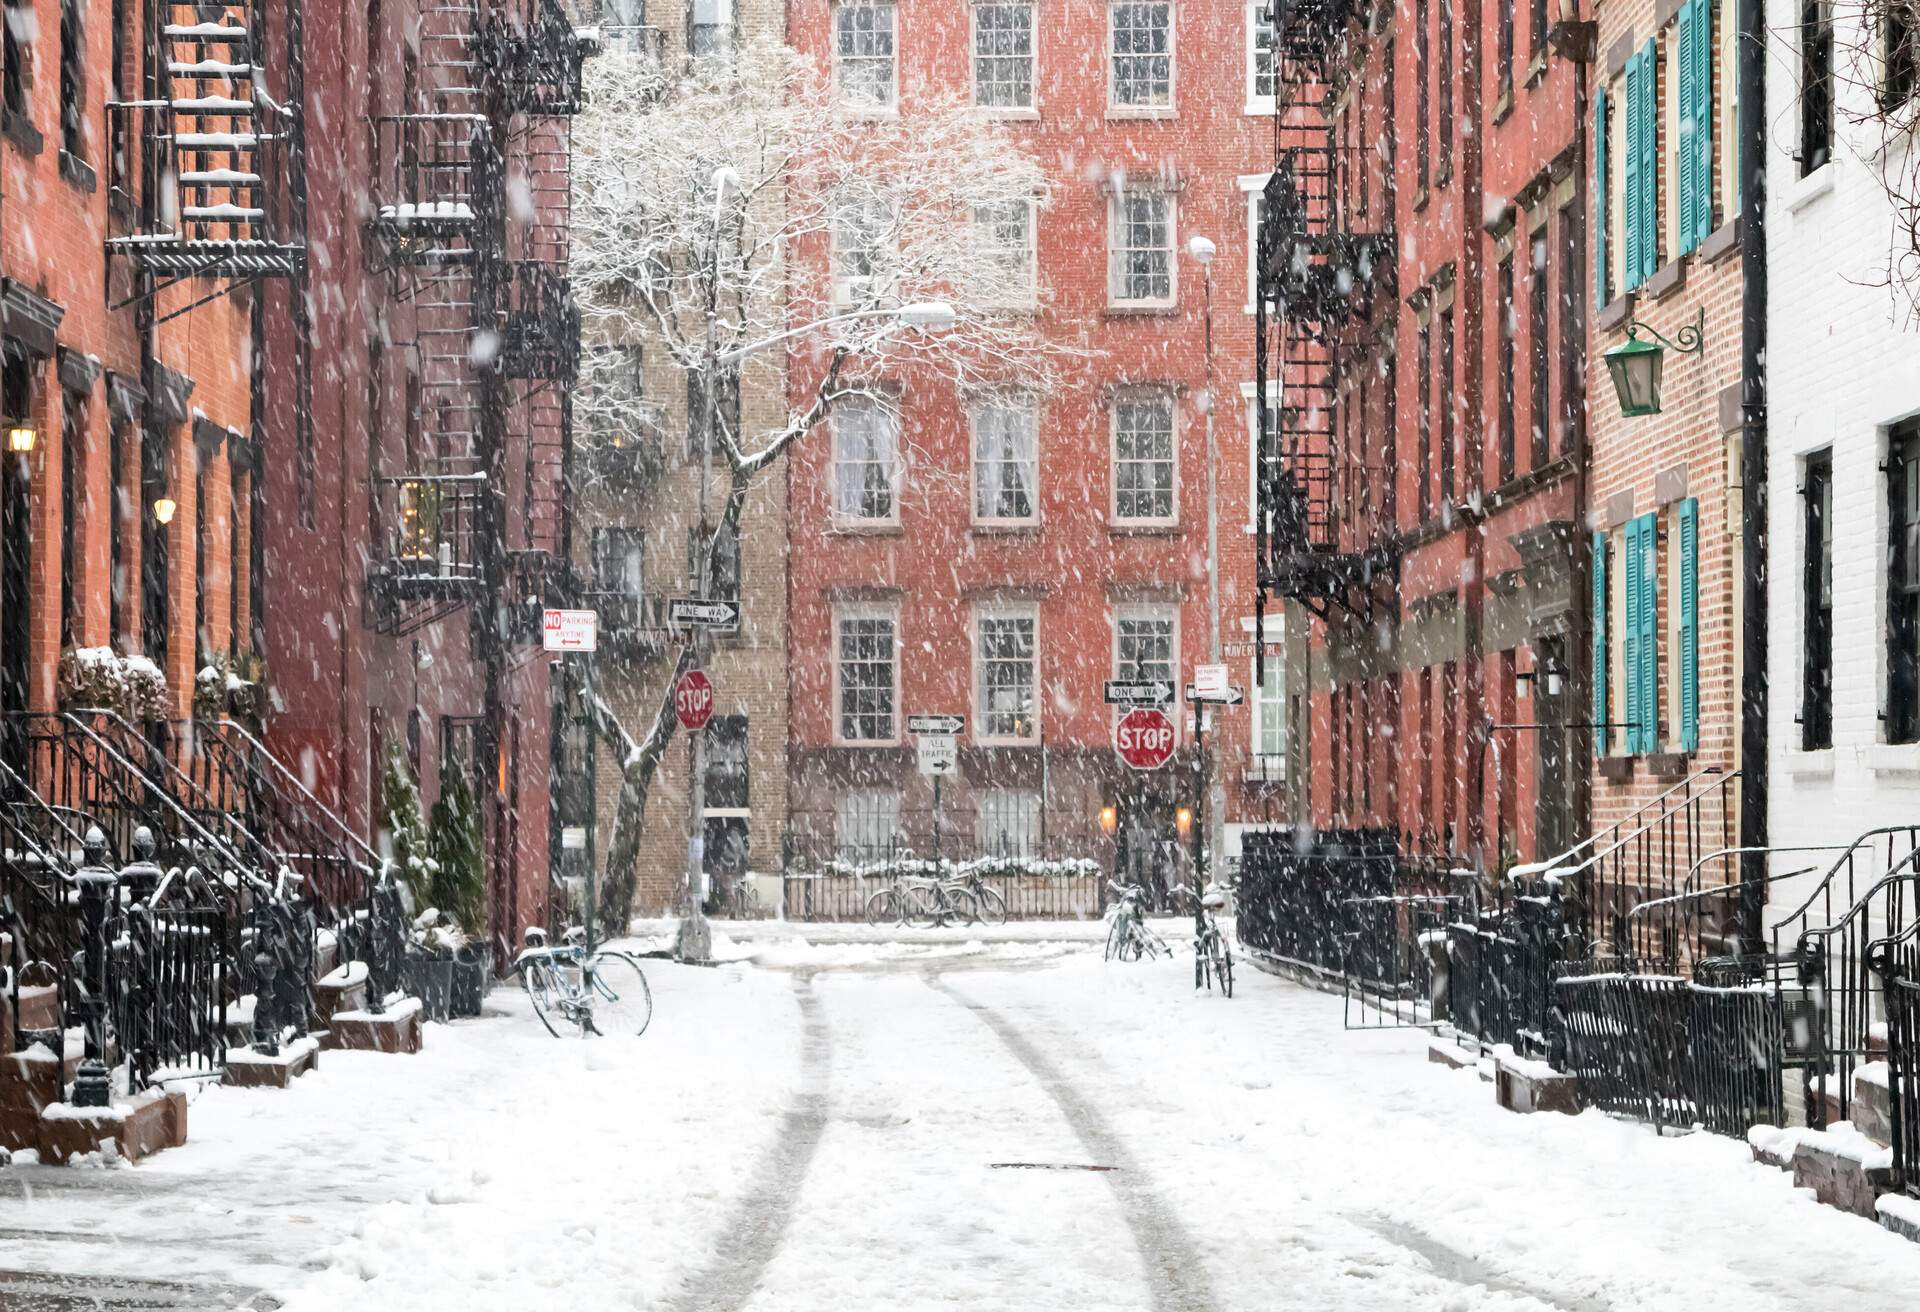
<box><xmin>603</xmin><ymin>0</ymin><xmax>649</xmax><ymax>52</ymax></box>
<box><xmin>1115</xmin><ymin>607</ymin><xmax>1177</xmax><ymax>733</ymax></box>
<box><xmin>1498</xmin><ymin>0</ymin><xmax>1514</xmax><ymax>93</ymax></box>
<box><xmin>1889</xmin><ymin>427</ymin><xmax>1920</xmax><ymax>743</ymax></box>
<box><xmin>686</xmin><ymin>365</ymin><xmax>739</xmax><ymax>457</ymax></box>
<box><xmin>835</xmin><ymin>788</ymin><xmax>899</xmax><ymax>861</ymax></box>
<box><xmin>1622</xmin><ymin>41</ymin><xmax>1659</xmax><ymax>289</ymax></box>
<box><xmin>60</xmin><ymin>387</ymin><xmax>81</xmax><ymax>648</ymax></box>
<box><xmin>60</xmin><ymin>0</ymin><xmax>82</xmax><ymax>159</ymax></box>
<box><xmin>1497</xmin><ymin>255</ymin><xmax>1516</xmax><ymax>485</ymax></box>
<box><xmin>1674</xmin><ymin>0</ymin><xmax>1713</xmax><ymax>255</ymax></box>
<box><xmin>1530</xmin><ymin>0</ymin><xmax>1548</xmax><ymax>57</ymax></box>
<box><xmin>1417</xmin><ymin>321</ymin><xmax>1432</xmax><ymax>517</ymax></box>
<box><xmin>972</xmin><ymin>1</ymin><xmax>1034</xmax><ymax>111</ymax></box>
<box><xmin>110</xmin><ymin>417</ymin><xmax>127</xmax><ymax>648</ymax></box>
<box><xmin>1619</xmin><ymin>512</ymin><xmax>1663</xmax><ymax>754</ymax></box>
<box><xmin>972</xmin><ymin>396</ymin><xmax>1037</xmax><ymax>524</ymax></box>
<box><xmin>831</xmin><ymin>396</ymin><xmax>899</xmax><ymax>524</ymax></box>
<box><xmin>1253</xmin><ymin>649</ymin><xmax>1286</xmax><ymax>764</ymax></box>
<box><xmin>976</xmin><ymin>788</ymin><xmax>1041</xmax><ymax>855</ymax></box>
<box><xmin>1803</xmin><ymin>451</ymin><xmax>1833</xmax><ymax>750</ymax></box>
<box><xmin>973</xmin><ymin>198</ymin><xmax>1036</xmax><ymax>306</ymax></box>
<box><xmin>1529</xmin><ymin>231</ymin><xmax>1550</xmax><ymax>469</ymax></box>
<box><xmin>835</xmin><ymin>2</ymin><xmax>897</xmax><ymax>109</ymax></box>
<box><xmin>1109</xmin><ymin>2</ymin><xmax>1173</xmax><ymax>110</ymax></box>
<box><xmin>1593</xmin><ymin>86</ymin><xmax>1610</xmax><ymax>304</ymax></box>
<box><xmin>1242</xmin><ymin>176</ymin><xmax>1272</xmax><ymax>315</ymax></box>
<box><xmin>1243</xmin><ymin>380</ymin><xmax>1280</xmax><ymax>531</ymax></box>
<box><xmin>1415</xmin><ymin>0</ymin><xmax>1430</xmax><ymax>188</ymax></box>
<box><xmin>1247</xmin><ymin>2</ymin><xmax>1276</xmax><ymax>111</ymax></box>
<box><xmin>688</xmin><ymin>0</ymin><xmax>732</xmax><ymax>62</ymax></box>
<box><xmin>1801</xmin><ymin>0</ymin><xmax>1834</xmax><ymax>174</ymax></box>
<box><xmin>976</xmin><ymin>607</ymin><xmax>1038</xmax><ymax>741</ymax></box>
<box><xmin>1438</xmin><ymin>0</ymin><xmax>1453</xmax><ymax>180</ymax></box>
<box><xmin>836</xmin><ymin>608</ymin><xmax>898</xmax><ymax>744</ymax></box>
<box><xmin>1438</xmin><ymin>302</ymin><xmax>1455</xmax><ymax>501</ymax></box>
<box><xmin>1109</xmin><ymin>185</ymin><xmax>1174</xmax><ymax>306</ymax></box>
<box><xmin>705</xmin><ymin>715</ymin><xmax>749</xmax><ymax>810</ymax></box>
<box><xmin>832</xmin><ymin>195</ymin><xmax>891</xmax><ymax>304</ymax></box>
<box><xmin>3</xmin><ymin>0</ymin><xmax>28</xmax><ymax>123</ymax></box>
<box><xmin>1112</xmin><ymin>391</ymin><xmax>1175</xmax><ymax>524</ymax></box>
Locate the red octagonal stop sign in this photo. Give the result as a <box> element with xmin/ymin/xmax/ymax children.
<box><xmin>675</xmin><ymin>669</ymin><xmax>714</xmax><ymax>732</ymax></box>
<box><xmin>1114</xmin><ymin>706</ymin><xmax>1177</xmax><ymax>770</ymax></box>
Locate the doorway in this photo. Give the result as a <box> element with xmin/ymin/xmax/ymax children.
<box><xmin>1115</xmin><ymin>790</ymin><xmax>1177</xmax><ymax>913</ymax></box>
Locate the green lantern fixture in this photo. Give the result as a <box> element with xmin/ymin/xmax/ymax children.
<box><xmin>1602</xmin><ymin>307</ymin><xmax>1705</xmax><ymax>418</ymax></box>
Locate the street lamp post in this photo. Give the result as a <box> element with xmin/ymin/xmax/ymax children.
<box><xmin>1187</xmin><ymin>234</ymin><xmax>1223</xmax><ymax>889</ymax></box>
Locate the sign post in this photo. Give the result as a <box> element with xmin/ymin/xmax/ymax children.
<box><xmin>545</xmin><ymin>610</ymin><xmax>598</xmax><ymax>949</ymax></box>
<box><xmin>909</xmin><ymin>715</ymin><xmax>964</xmax><ymax>863</ymax></box>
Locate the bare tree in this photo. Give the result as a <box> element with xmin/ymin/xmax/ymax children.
<box><xmin>571</xmin><ymin>40</ymin><xmax>1077</xmax><ymax>929</ymax></box>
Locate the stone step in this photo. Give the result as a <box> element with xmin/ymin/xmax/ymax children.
<box><xmin>1850</xmin><ymin>1061</ymin><xmax>1894</xmax><ymax>1148</ymax></box>
<box><xmin>1788</xmin><ymin>1124</ymin><xmax>1896</xmax><ymax>1219</ymax></box>
<box><xmin>324</xmin><ymin>995</ymin><xmax>424</xmax><ymax>1054</ymax></box>
<box><xmin>222</xmin><ymin>1034</ymin><xmax>321</xmax><ymax>1090</ymax></box>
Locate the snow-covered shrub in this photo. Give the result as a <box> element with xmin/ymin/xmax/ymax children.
<box><xmin>381</xmin><ymin>742</ymin><xmax>438</xmax><ymax>912</ymax></box>
<box><xmin>58</xmin><ymin>645</ymin><xmax>174</xmax><ymax>719</ymax></box>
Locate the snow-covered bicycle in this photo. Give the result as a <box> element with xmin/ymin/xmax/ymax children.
<box><xmin>1103</xmin><ymin>881</ymin><xmax>1169</xmax><ymax>962</ymax></box>
<box><xmin>1172</xmin><ymin>882</ymin><xmax>1234</xmax><ymax>998</ymax></box>
<box><xmin>515</xmin><ymin>925</ymin><xmax>652</xmax><ymax>1038</ymax></box>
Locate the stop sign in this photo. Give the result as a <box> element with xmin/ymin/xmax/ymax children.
<box><xmin>1115</xmin><ymin>707</ymin><xmax>1177</xmax><ymax>770</ymax></box>
<box><xmin>675</xmin><ymin>670</ymin><xmax>714</xmax><ymax>732</ymax></box>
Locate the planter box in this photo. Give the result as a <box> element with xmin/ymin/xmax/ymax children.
<box><xmin>405</xmin><ymin>956</ymin><xmax>454</xmax><ymax>1023</ymax></box>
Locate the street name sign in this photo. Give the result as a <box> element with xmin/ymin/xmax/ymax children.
<box><xmin>674</xmin><ymin>669</ymin><xmax>715</xmax><ymax>731</ymax></box>
<box><xmin>541</xmin><ymin>608</ymin><xmax>598</xmax><ymax>653</ymax></box>
<box><xmin>906</xmin><ymin>714</ymin><xmax>966</xmax><ymax>736</ymax></box>
<box><xmin>1103</xmin><ymin>679</ymin><xmax>1174</xmax><ymax>706</ymax></box>
<box><xmin>916</xmin><ymin>734</ymin><xmax>959</xmax><ymax>776</ymax></box>
<box><xmin>669</xmin><ymin>597</ymin><xmax>742</xmax><ymax>628</ymax></box>
<box><xmin>1115</xmin><ymin>707</ymin><xmax>1178</xmax><ymax>770</ymax></box>
<box><xmin>1184</xmin><ymin>683</ymin><xmax>1246</xmax><ymax>705</ymax></box>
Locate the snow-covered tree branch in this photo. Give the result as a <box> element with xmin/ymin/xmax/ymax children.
<box><xmin>571</xmin><ymin>39</ymin><xmax>1082</xmax><ymax>930</ymax></box>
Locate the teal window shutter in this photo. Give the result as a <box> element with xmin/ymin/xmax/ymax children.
<box><xmin>1623</xmin><ymin>519</ymin><xmax>1642</xmax><ymax>752</ymax></box>
<box><xmin>1623</xmin><ymin>60</ymin><xmax>1643</xmax><ymax>289</ymax></box>
<box><xmin>1594</xmin><ymin>89</ymin><xmax>1610</xmax><ymax>305</ymax></box>
<box><xmin>1636</xmin><ymin>512</ymin><xmax>1661</xmax><ymax>752</ymax></box>
<box><xmin>1593</xmin><ymin>531</ymin><xmax>1609</xmax><ymax>754</ymax></box>
<box><xmin>1638</xmin><ymin>40</ymin><xmax>1659</xmax><ymax>283</ymax></box>
<box><xmin>1692</xmin><ymin>0</ymin><xmax>1714</xmax><ymax>249</ymax></box>
<box><xmin>1678</xmin><ymin>498</ymin><xmax>1699</xmax><ymax>751</ymax></box>
<box><xmin>1676</xmin><ymin>2</ymin><xmax>1699</xmax><ymax>254</ymax></box>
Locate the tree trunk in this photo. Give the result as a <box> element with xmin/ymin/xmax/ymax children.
<box><xmin>592</xmin><ymin>468</ymin><xmax>754</xmax><ymax>932</ymax></box>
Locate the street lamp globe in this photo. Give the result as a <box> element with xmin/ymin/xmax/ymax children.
<box><xmin>1603</xmin><ymin>331</ymin><xmax>1667</xmax><ymax>418</ymax></box>
<box><xmin>896</xmin><ymin>301</ymin><xmax>957</xmax><ymax>331</ymax></box>
<box><xmin>1186</xmin><ymin>235</ymin><xmax>1216</xmax><ymax>266</ymax></box>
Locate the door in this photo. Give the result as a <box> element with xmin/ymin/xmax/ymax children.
<box><xmin>1116</xmin><ymin>791</ymin><xmax>1176</xmax><ymax>912</ymax></box>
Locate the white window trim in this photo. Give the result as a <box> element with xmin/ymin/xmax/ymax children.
<box><xmin>973</xmin><ymin>196</ymin><xmax>1040</xmax><ymax>310</ymax></box>
<box><xmin>833</xmin><ymin>1</ymin><xmax>900</xmax><ymax>116</ymax></box>
<box><xmin>1112</xmin><ymin>603</ymin><xmax>1182</xmax><ymax>746</ymax></box>
<box><xmin>1238</xmin><ymin>172</ymin><xmax>1269</xmax><ymax>315</ymax></box>
<box><xmin>831</xmin><ymin>197</ymin><xmax>895</xmax><ymax>309</ymax></box>
<box><xmin>1107</xmin><ymin>0</ymin><xmax>1177</xmax><ymax>117</ymax></box>
<box><xmin>829</xmin><ymin>396</ymin><xmax>903</xmax><ymax>529</ymax></box>
<box><xmin>832</xmin><ymin>602</ymin><xmax>901</xmax><ymax>747</ymax></box>
<box><xmin>1240</xmin><ymin>380</ymin><xmax>1280</xmax><ymax>534</ymax></box>
<box><xmin>1250</xmin><ymin>651</ymin><xmax>1287</xmax><ymax>770</ymax></box>
<box><xmin>970</xmin><ymin>0</ymin><xmax>1040</xmax><ymax>119</ymax></box>
<box><xmin>1110</xmin><ymin>387</ymin><xmax>1180</xmax><ymax>528</ymax></box>
<box><xmin>1108</xmin><ymin>186</ymin><xmax>1178</xmax><ymax>310</ymax></box>
<box><xmin>969</xmin><ymin>393</ymin><xmax>1041</xmax><ymax>528</ymax></box>
<box><xmin>973</xmin><ymin>601</ymin><xmax>1041</xmax><ymax>745</ymax></box>
<box><xmin>1245</xmin><ymin>1</ymin><xmax>1276</xmax><ymax>115</ymax></box>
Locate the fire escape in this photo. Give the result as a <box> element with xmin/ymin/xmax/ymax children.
<box><xmin>1253</xmin><ymin>0</ymin><xmax>1394</xmax><ymax>630</ymax></box>
<box><xmin>363</xmin><ymin>0</ymin><xmax>584</xmax><ymax>640</ymax></box>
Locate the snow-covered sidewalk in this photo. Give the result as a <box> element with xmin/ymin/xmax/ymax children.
<box><xmin>5</xmin><ymin>936</ymin><xmax>1920</xmax><ymax>1310</ymax></box>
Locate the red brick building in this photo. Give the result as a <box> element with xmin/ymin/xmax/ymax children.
<box><xmin>782</xmin><ymin>0</ymin><xmax>1292</xmax><ymax>887</ymax></box>
<box><xmin>1254</xmin><ymin>0</ymin><xmax>1592</xmax><ymax>874</ymax></box>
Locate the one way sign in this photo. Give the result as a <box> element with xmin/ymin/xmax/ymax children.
<box><xmin>907</xmin><ymin>714</ymin><xmax>965</xmax><ymax>736</ymax></box>
<box><xmin>1104</xmin><ymin>680</ymin><xmax>1174</xmax><ymax>706</ymax></box>
<box><xmin>669</xmin><ymin>597</ymin><xmax>742</xmax><ymax>628</ymax></box>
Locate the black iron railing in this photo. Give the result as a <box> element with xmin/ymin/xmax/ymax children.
<box><xmin>501</xmin><ymin>261</ymin><xmax>579</xmax><ymax>381</ymax></box>
<box><xmin>1888</xmin><ymin>961</ymin><xmax>1920</xmax><ymax>1197</ymax></box>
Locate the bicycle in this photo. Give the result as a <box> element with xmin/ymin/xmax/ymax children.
<box><xmin>1103</xmin><ymin>881</ymin><xmax>1169</xmax><ymax>962</ymax></box>
<box><xmin>905</xmin><ymin>878</ymin><xmax>982</xmax><ymax>928</ymax></box>
<box><xmin>514</xmin><ymin>925</ymin><xmax>653</xmax><ymax>1038</ymax></box>
<box><xmin>945</xmin><ymin>870</ymin><xmax>1008</xmax><ymax>926</ymax></box>
<box><xmin>725</xmin><ymin>873</ymin><xmax>763</xmax><ymax>919</ymax></box>
<box><xmin>863</xmin><ymin>875</ymin><xmax>933</xmax><ymax>926</ymax></box>
<box><xmin>1172</xmin><ymin>882</ymin><xmax>1234</xmax><ymax>998</ymax></box>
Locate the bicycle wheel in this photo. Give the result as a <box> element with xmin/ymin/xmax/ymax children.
<box><xmin>973</xmin><ymin>885</ymin><xmax>1008</xmax><ymax>927</ymax></box>
<box><xmin>1103</xmin><ymin>913</ymin><xmax>1126</xmax><ymax>961</ymax></box>
<box><xmin>944</xmin><ymin>885</ymin><xmax>982</xmax><ymax>926</ymax></box>
<box><xmin>864</xmin><ymin>888</ymin><xmax>900</xmax><ymax>926</ymax></box>
<box><xmin>904</xmin><ymin>885</ymin><xmax>942</xmax><ymax>930</ymax></box>
<box><xmin>1214</xmin><ymin>940</ymin><xmax>1235</xmax><ymax>999</ymax></box>
<box><xmin>522</xmin><ymin>959</ymin><xmax>565</xmax><ymax>1038</ymax></box>
<box><xmin>586</xmin><ymin>951</ymin><xmax>653</xmax><ymax>1038</ymax></box>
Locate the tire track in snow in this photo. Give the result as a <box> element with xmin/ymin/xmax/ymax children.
<box><xmin>929</xmin><ymin>976</ymin><xmax>1218</xmax><ymax>1312</ymax></box>
<box><xmin>661</xmin><ymin>973</ymin><xmax>831</xmax><ymax>1312</ymax></box>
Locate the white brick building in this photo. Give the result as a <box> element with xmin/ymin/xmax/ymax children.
<box><xmin>1764</xmin><ymin>5</ymin><xmax>1920</xmax><ymax>923</ymax></box>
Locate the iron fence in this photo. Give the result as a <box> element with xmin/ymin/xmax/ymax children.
<box><xmin>1889</xmin><ymin>965</ymin><xmax>1920</xmax><ymax>1197</ymax></box>
<box><xmin>112</xmin><ymin>904</ymin><xmax>228</xmax><ymax>1086</ymax></box>
<box><xmin>1553</xmin><ymin>971</ymin><xmax>1783</xmax><ymax>1137</ymax></box>
<box><xmin>781</xmin><ymin>868</ymin><xmax>1105</xmax><ymax>923</ymax></box>
<box><xmin>1235</xmin><ymin>828</ymin><xmax>1402</xmax><ymax>975</ymax></box>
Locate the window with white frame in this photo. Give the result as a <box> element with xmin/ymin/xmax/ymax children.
<box><xmin>972</xmin><ymin>197</ymin><xmax>1037</xmax><ymax>306</ymax></box>
<box><xmin>1252</xmin><ymin>650</ymin><xmax>1286</xmax><ymax>763</ymax></box>
<box><xmin>1247</xmin><ymin>2</ymin><xmax>1276</xmax><ymax>110</ymax></box>
<box><xmin>602</xmin><ymin>0</ymin><xmax>649</xmax><ymax>52</ymax></box>
<box><xmin>1109</xmin><ymin>185</ymin><xmax>1174</xmax><ymax>306</ymax></box>
<box><xmin>1109</xmin><ymin>1</ymin><xmax>1173</xmax><ymax>110</ymax></box>
<box><xmin>1241</xmin><ymin>175</ymin><xmax>1271</xmax><ymax>314</ymax></box>
<box><xmin>1112</xmin><ymin>390</ymin><xmax>1176</xmax><ymax>524</ymax></box>
<box><xmin>831</xmin><ymin>396</ymin><xmax>900</xmax><ymax>523</ymax></box>
<box><xmin>972</xmin><ymin>396</ymin><xmax>1038</xmax><ymax>524</ymax></box>
<box><xmin>835</xmin><ymin>607</ymin><xmax>898</xmax><ymax>743</ymax></box>
<box><xmin>973</xmin><ymin>1</ymin><xmax>1035</xmax><ymax>110</ymax></box>
<box><xmin>689</xmin><ymin>0</ymin><xmax>733</xmax><ymax>61</ymax></box>
<box><xmin>976</xmin><ymin>787</ymin><xmax>1041</xmax><ymax>854</ymax></box>
<box><xmin>1242</xmin><ymin>381</ymin><xmax>1279</xmax><ymax>531</ymax></box>
<box><xmin>832</xmin><ymin>194</ymin><xmax>892</xmax><ymax>303</ymax></box>
<box><xmin>976</xmin><ymin>606</ymin><xmax>1039</xmax><ymax>741</ymax></box>
<box><xmin>835</xmin><ymin>788</ymin><xmax>900</xmax><ymax>860</ymax></box>
<box><xmin>1115</xmin><ymin>607</ymin><xmax>1177</xmax><ymax>725</ymax></box>
<box><xmin>835</xmin><ymin>2</ymin><xmax>898</xmax><ymax>109</ymax></box>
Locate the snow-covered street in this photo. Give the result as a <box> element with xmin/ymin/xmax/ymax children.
<box><xmin>5</xmin><ymin>929</ymin><xmax>1920</xmax><ymax>1311</ymax></box>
